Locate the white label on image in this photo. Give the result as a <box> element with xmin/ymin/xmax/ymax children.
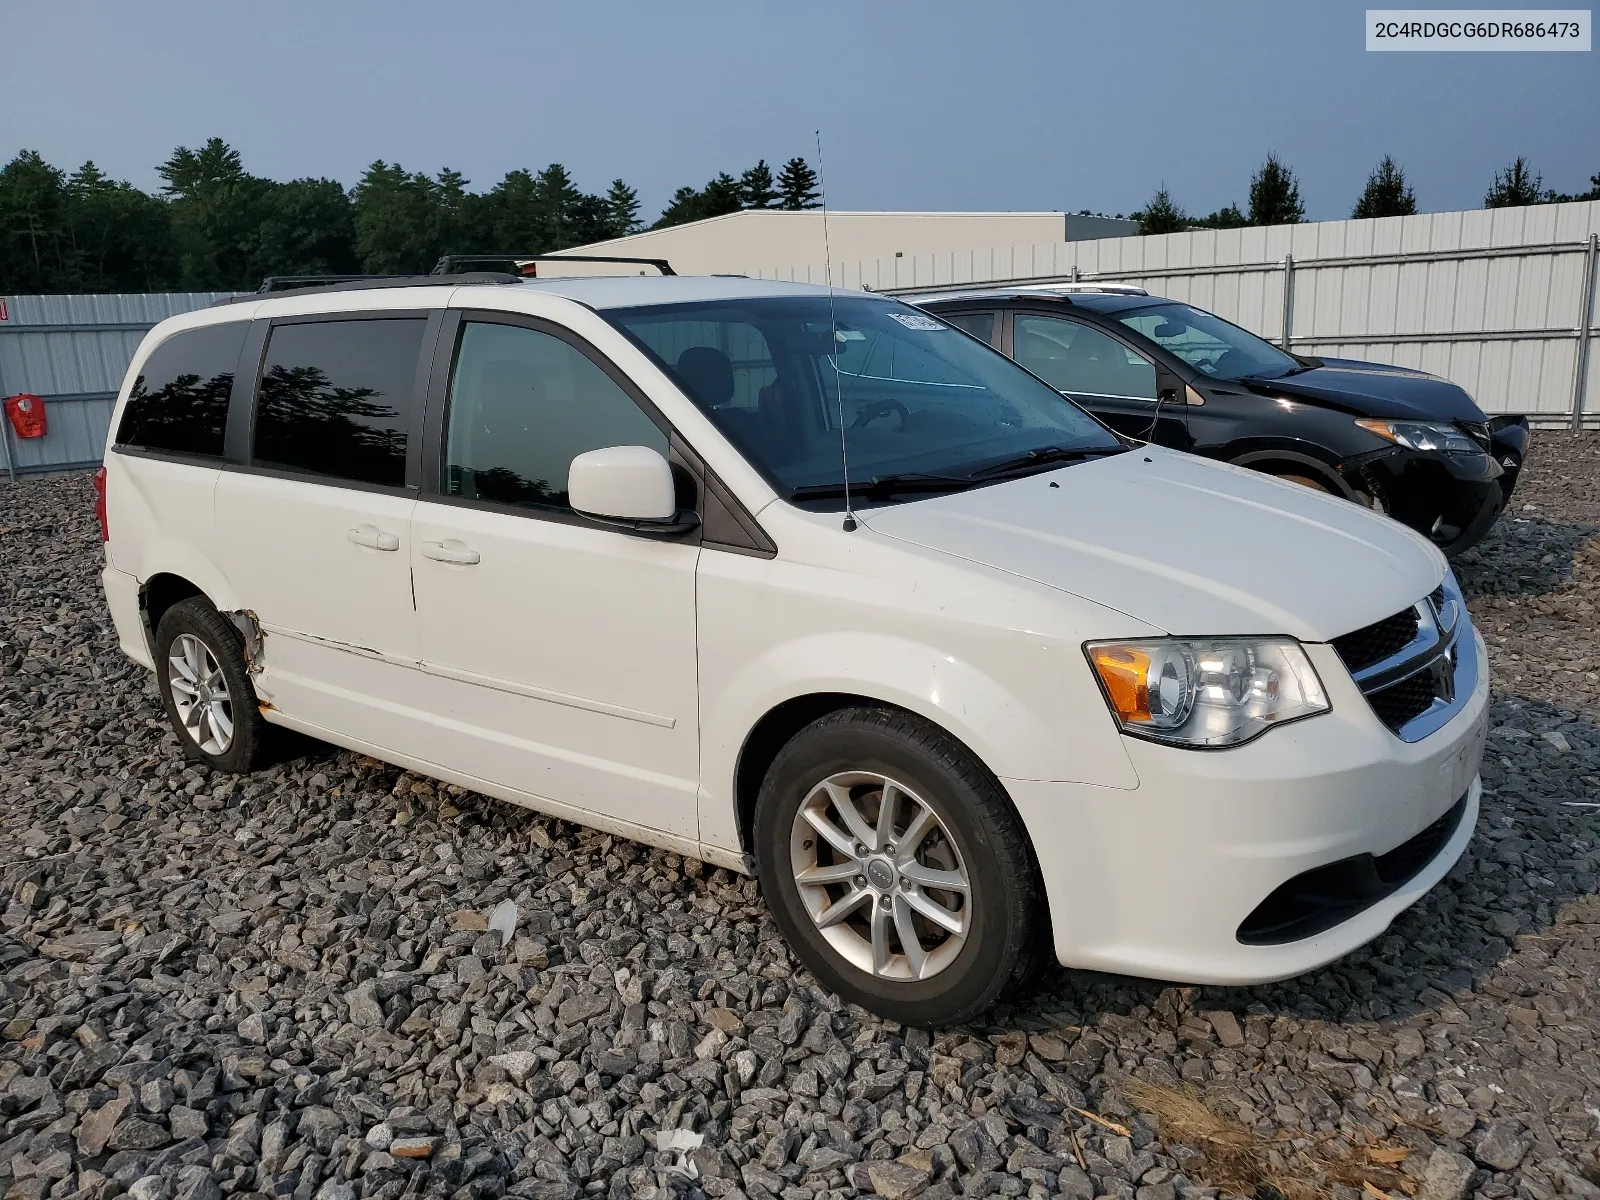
<box><xmin>1367</xmin><ymin>9</ymin><xmax>1590</xmax><ymax>49</ymax></box>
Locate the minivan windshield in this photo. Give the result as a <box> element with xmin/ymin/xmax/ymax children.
<box><xmin>1114</xmin><ymin>301</ymin><xmax>1302</xmax><ymax>382</ymax></box>
<box><xmin>605</xmin><ymin>295</ymin><xmax>1124</xmax><ymax>507</ymax></box>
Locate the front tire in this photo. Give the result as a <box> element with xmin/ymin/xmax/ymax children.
<box><xmin>154</xmin><ymin>597</ymin><xmax>271</xmax><ymax>773</ymax></box>
<box><xmin>754</xmin><ymin>707</ymin><xmax>1042</xmax><ymax>1026</ymax></box>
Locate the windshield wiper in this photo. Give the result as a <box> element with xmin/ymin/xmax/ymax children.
<box><xmin>790</xmin><ymin>473</ymin><xmax>977</xmax><ymax>501</ymax></box>
<box><xmin>967</xmin><ymin>444</ymin><xmax>1125</xmax><ymax>479</ymax></box>
<box><xmin>1247</xmin><ymin>364</ymin><xmax>1314</xmax><ymax>380</ymax></box>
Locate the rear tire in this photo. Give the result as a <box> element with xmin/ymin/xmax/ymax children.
<box><xmin>753</xmin><ymin>706</ymin><xmax>1042</xmax><ymax>1026</ymax></box>
<box><xmin>153</xmin><ymin>597</ymin><xmax>271</xmax><ymax>773</ymax></box>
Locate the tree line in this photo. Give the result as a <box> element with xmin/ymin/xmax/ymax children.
<box><xmin>1132</xmin><ymin>153</ymin><xmax>1600</xmax><ymax>235</ymax></box>
<box><xmin>3</xmin><ymin>137</ymin><xmax>1597</xmax><ymax>293</ymax></box>
<box><xmin>0</xmin><ymin>139</ymin><xmax>823</xmax><ymax>294</ymax></box>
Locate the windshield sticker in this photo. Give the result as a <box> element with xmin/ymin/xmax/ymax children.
<box><xmin>835</xmin><ymin>329</ymin><xmax>866</xmax><ymax>342</ymax></box>
<box><xmin>887</xmin><ymin>312</ymin><xmax>946</xmax><ymax>331</ymax></box>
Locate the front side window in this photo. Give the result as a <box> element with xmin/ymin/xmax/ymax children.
<box><xmin>443</xmin><ymin>321</ymin><xmax>667</xmax><ymax>513</ymax></box>
<box><xmin>605</xmin><ymin>296</ymin><xmax>1121</xmax><ymax>506</ymax></box>
<box><xmin>117</xmin><ymin>322</ymin><xmax>247</xmax><ymax>457</ymax></box>
<box><xmin>252</xmin><ymin>318</ymin><xmax>426</xmax><ymax>487</ymax></box>
<box><xmin>1013</xmin><ymin>315</ymin><xmax>1157</xmax><ymax>400</ymax></box>
<box><xmin>1115</xmin><ymin>302</ymin><xmax>1299</xmax><ymax>381</ymax></box>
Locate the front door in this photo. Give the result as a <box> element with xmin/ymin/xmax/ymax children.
<box><xmin>408</xmin><ymin>315</ymin><xmax>701</xmax><ymax>840</ymax></box>
<box><xmin>1010</xmin><ymin>312</ymin><xmax>1189</xmax><ymax>446</ymax></box>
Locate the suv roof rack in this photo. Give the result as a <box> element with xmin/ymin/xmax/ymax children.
<box><xmin>217</xmin><ymin>271</ymin><xmax>521</xmax><ymax>305</ymax></box>
<box><xmin>431</xmin><ymin>253</ymin><xmax>676</xmax><ymax>277</ymax></box>
<box><xmin>893</xmin><ymin>281</ymin><xmax>1149</xmax><ymax>302</ymax></box>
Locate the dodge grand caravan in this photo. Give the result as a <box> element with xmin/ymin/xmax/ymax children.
<box><xmin>99</xmin><ymin>271</ymin><xmax>1488</xmax><ymax>1024</ymax></box>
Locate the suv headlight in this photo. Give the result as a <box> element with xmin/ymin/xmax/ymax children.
<box><xmin>1086</xmin><ymin>637</ymin><xmax>1329</xmax><ymax>748</ymax></box>
<box><xmin>1355</xmin><ymin>419</ymin><xmax>1483</xmax><ymax>456</ymax></box>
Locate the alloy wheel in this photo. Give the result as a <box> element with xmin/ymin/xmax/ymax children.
<box><xmin>789</xmin><ymin>771</ymin><xmax>970</xmax><ymax>981</ymax></box>
<box><xmin>166</xmin><ymin>633</ymin><xmax>235</xmax><ymax>756</ymax></box>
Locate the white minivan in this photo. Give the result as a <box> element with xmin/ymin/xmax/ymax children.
<box><xmin>98</xmin><ymin>271</ymin><xmax>1488</xmax><ymax>1024</ymax></box>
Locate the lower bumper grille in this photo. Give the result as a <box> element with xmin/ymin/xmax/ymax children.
<box><xmin>1236</xmin><ymin>793</ymin><xmax>1469</xmax><ymax>945</ymax></box>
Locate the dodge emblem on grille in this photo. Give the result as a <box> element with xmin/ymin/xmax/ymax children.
<box><xmin>1432</xmin><ymin>644</ymin><xmax>1457</xmax><ymax>704</ymax></box>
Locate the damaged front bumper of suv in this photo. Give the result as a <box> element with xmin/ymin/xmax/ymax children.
<box><xmin>1344</xmin><ymin>415</ymin><xmax>1528</xmax><ymax>556</ymax></box>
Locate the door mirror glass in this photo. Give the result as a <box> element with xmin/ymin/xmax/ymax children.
<box><xmin>569</xmin><ymin>445</ymin><xmax>677</xmax><ymax>523</ymax></box>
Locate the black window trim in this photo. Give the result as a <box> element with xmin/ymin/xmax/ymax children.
<box><xmin>417</xmin><ymin>308</ymin><xmax>775</xmax><ymax>555</ymax></box>
<box><xmin>219</xmin><ymin>308</ymin><xmax>444</xmax><ymax>499</ymax></box>
<box><xmin>111</xmin><ymin>318</ymin><xmax>254</xmax><ymax>466</ymax></box>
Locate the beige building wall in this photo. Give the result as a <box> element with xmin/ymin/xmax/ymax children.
<box><xmin>550</xmin><ymin>210</ymin><xmax>1133</xmax><ymax>278</ymax></box>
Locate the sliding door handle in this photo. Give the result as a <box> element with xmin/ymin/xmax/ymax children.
<box><xmin>420</xmin><ymin>539</ymin><xmax>481</xmax><ymax>565</ymax></box>
<box><xmin>348</xmin><ymin>524</ymin><xmax>400</xmax><ymax>551</ymax></box>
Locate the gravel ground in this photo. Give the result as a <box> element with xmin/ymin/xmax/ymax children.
<box><xmin>0</xmin><ymin>434</ymin><xmax>1597</xmax><ymax>1200</ymax></box>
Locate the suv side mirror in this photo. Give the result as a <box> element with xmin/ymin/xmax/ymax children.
<box><xmin>569</xmin><ymin>446</ymin><xmax>699</xmax><ymax>534</ymax></box>
<box><xmin>1156</xmin><ymin>371</ymin><xmax>1205</xmax><ymax>407</ymax></box>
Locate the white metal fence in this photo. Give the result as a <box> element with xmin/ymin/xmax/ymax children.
<box><xmin>757</xmin><ymin>200</ymin><xmax>1600</xmax><ymax>426</ymax></box>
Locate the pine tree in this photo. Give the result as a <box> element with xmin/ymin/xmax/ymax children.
<box><xmin>700</xmin><ymin>173</ymin><xmax>744</xmax><ymax>218</ymax></box>
<box><xmin>604</xmin><ymin>179</ymin><xmax>641</xmax><ymax>236</ymax></box>
<box><xmin>1352</xmin><ymin>155</ymin><xmax>1417</xmax><ymax>218</ymax></box>
<box><xmin>1484</xmin><ymin>157</ymin><xmax>1549</xmax><ymax>207</ymax></box>
<box><xmin>0</xmin><ymin>151</ymin><xmax>73</xmax><ymax>292</ymax></box>
<box><xmin>653</xmin><ymin>185</ymin><xmax>706</xmax><ymax>229</ymax></box>
<box><xmin>740</xmin><ymin>160</ymin><xmax>778</xmax><ymax>208</ymax></box>
<box><xmin>777</xmin><ymin>157</ymin><xmax>820</xmax><ymax>209</ymax></box>
<box><xmin>354</xmin><ymin>160</ymin><xmax>446</xmax><ymax>274</ymax></box>
<box><xmin>1248</xmin><ymin>154</ymin><xmax>1305</xmax><ymax>226</ymax></box>
<box><xmin>1135</xmin><ymin>186</ymin><xmax>1188</xmax><ymax>235</ymax></box>
<box><xmin>1192</xmin><ymin>204</ymin><xmax>1248</xmax><ymax>230</ymax></box>
<box><xmin>532</xmin><ymin>164</ymin><xmax>583</xmax><ymax>247</ymax></box>
<box><xmin>65</xmin><ymin>162</ymin><xmax>180</xmax><ymax>292</ymax></box>
<box><xmin>157</xmin><ymin>137</ymin><xmax>273</xmax><ymax>288</ymax></box>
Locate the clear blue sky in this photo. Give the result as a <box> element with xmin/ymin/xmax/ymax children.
<box><xmin>8</xmin><ymin>0</ymin><xmax>1596</xmax><ymax>221</ymax></box>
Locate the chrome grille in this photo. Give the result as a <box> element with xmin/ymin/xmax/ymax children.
<box><xmin>1331</xmin><ymin>609</ymin><xmax>1422</xmax><ymax>674</ymax></box>
<box><xmin>1335</xmin><ymin>573</ymin><xmax>1474</xmax><ymax>742</ymax></box>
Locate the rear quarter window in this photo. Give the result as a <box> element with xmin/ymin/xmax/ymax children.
<box><xmin>252</xmin><ymin>318</ymin><xmax>427</xmax><ymax>488</ymax></box>
<box><xmin>116</xmin><ymin>322</ymin><xmax>248</xmax><ymax>458</ymax></box>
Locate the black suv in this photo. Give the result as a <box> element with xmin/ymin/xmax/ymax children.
<box><xmin>912</xmin><ymin>286</ymin><xmax>1528</xmax><ymax>557</ymax></box>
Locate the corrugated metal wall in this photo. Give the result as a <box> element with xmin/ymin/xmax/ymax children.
<box><xmin>761</xmin><ymin>201</ymin><xmax>1600</xmax><ymax>425</ymax></box>
<box><xmin>0</xmin><ymin>292</ymin><xmax>232</xmax><ymax>477</ymax></box>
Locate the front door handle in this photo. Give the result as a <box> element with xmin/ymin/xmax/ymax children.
<box><xmin>420</xmin><ymin>539</ymin><xmax>481</xmax><ymax>565</ymax></box>
<box><xmin>348</xmin><ymin>524</ymin><xmax>400</xmax><ymax>552</ymax></box>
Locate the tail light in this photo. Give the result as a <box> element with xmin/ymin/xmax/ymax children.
<box><xmin>93</xmin><ymin>466</ymin><xmax>109</xmax><ymax>542</ymax></box>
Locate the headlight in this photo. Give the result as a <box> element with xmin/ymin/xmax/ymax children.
<box><xmin>1086</xmin><ymin>637</ymin><xmax>1329</xmax><ymax>748</ymax></box>
<box><xmin>1355</xmin><ymin>418</ymin><xmax>1483</xmax><ymax>455</ymax></box>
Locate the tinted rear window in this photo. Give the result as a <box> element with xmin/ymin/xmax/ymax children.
<box><xmin>252</xmin><ymin>318</ymin><xmax>426</xmax><ymax>488</ymax></box>
<box><xmin>116</xmin><ymin>323</ymin><xmax>247</xmax><ymax>457</ymax></box>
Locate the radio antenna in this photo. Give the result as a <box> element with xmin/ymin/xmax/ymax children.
<box><xmin>816</xmin><ymin>130</ymin><xmax>856</xmax><ymax>532</ymax></box>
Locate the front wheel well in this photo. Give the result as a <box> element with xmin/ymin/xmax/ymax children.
<box><xmin>731</xmin><ymin>694</ymin><xmax>1041</xmax><ymax>874</ymax></box>
<box><xmin>735</xmin><ymin>693</ymin><xmax>877</xmax><ymax>859</ymax></box>
<box><xmin>1232</xmin><ymin>453</ymin><xmax>1352</xmax><ymax>498</ymax></box>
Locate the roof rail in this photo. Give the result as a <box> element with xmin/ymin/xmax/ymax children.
<box><xmin>257</xmin><ymin>274</ymin><xmax>391</xmax><ymax>293</ymax></box>
<box><xmin>431</xmin><ymin>253</ymin><xmax>676</xmax><ymax>277</ymax></box>
<box><xmin>216</xmin><ymin>271</ymin><xmax>521</xmax><ymax>305</ymax></box>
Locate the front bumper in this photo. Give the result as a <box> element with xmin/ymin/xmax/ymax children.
<box><xmin>1005</xmin><ymin>629</ymin><xmax>1489</xmax><ymax>985</ymax></box>
<box><xmin>1349</xmin><ymin>423</ymin><xmax>1525</xmax><ymax>558</ymax></box>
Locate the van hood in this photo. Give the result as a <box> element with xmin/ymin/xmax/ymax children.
<box><xmin>1248</xmin><ymin>358</ymin><xmax>1486</xmax><ymax>422</ymax></box>
<box><xmin>858</xmin><ymin>447</ymin><xmax>1444</xmax><ymax>642</ymax></box>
